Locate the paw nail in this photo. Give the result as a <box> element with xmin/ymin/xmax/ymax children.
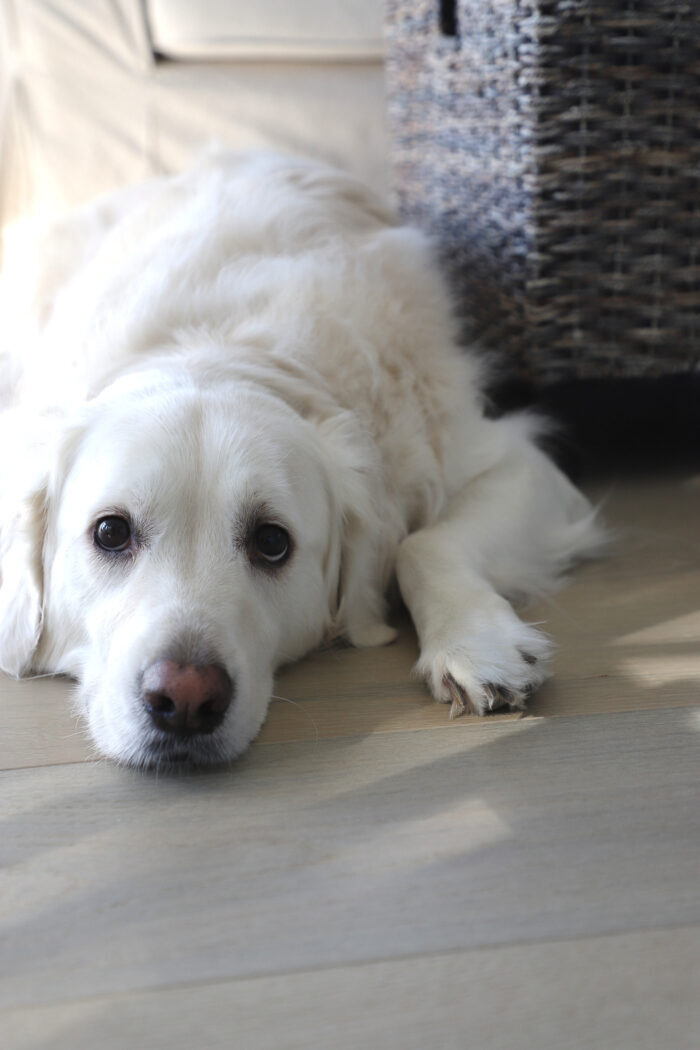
<box><xmin>449</xmin><ymin>698</ymin><xmax>465</xmax><ymax>720</ymax></box>
<box><xmin>443</xmin><ymin>672</ymin><xmax>469</xmax><ymax>717</ymax></box>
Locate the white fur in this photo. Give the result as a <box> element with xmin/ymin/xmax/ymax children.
<box><xmin>0</xmin><ymin>152</ymin><xmax>605</xmax><ymax>767</ymax></box>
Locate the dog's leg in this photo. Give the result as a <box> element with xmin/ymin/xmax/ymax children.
<box><xmin>396</xmin><ymin>416</ymin><xmax>603</xmax><ymax>716</ymax></box>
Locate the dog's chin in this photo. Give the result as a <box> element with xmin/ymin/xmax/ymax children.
<box><xmin>120</xmin><ymin>731</ymin><xmax>235</xmax><ymax>772</ymax></box>
<box><xmin>85</xmin><ymin>705</ymin><xmax>244</xmax><ymax>771</ymax></box>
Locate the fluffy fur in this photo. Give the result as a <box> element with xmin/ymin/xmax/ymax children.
<box><xmin>0</xmin><ymin>152</ymin><xmax>604</xmax><ymax>768</ymax></box>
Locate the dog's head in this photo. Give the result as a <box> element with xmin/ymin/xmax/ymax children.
<box><xmin>0</xmin><ymin>370</ymin><xmax>394</xmax><ymax>767</ymax></box>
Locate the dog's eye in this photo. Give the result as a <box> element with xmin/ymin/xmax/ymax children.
<box><xmin>254</xmin><ymin>524</ymin><xmax>290</xmax><ymax>565</ymax></box>
<box><xmin>94</xmin><ymin>515</ymin><xmax>132</xmax><ymax>552</ymax></box>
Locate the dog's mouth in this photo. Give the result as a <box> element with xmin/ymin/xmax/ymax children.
<box><xmin>137</xmin><ymin>731</ymin><xmax>229</xmax><ymax>772</ymax></box>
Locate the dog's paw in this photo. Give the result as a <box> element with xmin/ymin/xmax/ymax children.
<box><xmin>416</xmin><ymin>595</ymin><xmax>551</xmax><ymax>717</ymax></box>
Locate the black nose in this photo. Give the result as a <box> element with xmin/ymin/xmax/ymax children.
<box><xmin>141</xmin><ymin>660</ymin><xmax>233</xmax><ymax>737</ymax></box>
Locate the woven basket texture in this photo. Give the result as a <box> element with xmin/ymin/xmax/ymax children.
<box><xmin>385</xmin><ymin>0</ymin><xmax>700</xmax><ymax>383</ymax></box>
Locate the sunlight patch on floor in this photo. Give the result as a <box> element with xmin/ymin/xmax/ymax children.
<box><xmin>618</xmin><ymin>654</ymin><xmax>700</xmax><ymax>687</ymax></box>
<box><xmin>331</xmin><ymin>797</ymin><xmax>512</xmax><ymax>876</ymax></box>
<box><xmin>610</xmin><ymin>610</ymin><xmax>700</xmax><ymax>646</ymax></box>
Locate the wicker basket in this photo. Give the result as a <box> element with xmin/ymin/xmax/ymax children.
<box><xmin>385</xmin><ymin>0</ymin><xmax>700</xmax><ymax>384</ymax></box>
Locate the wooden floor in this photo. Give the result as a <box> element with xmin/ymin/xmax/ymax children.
<box><xmin>2</xmin><ymin>470</ymin><xmax>699</xmax><ymax>1049</ymax></box>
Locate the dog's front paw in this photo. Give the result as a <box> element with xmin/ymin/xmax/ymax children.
<box><xmin>416</xmin><ymin>595</ymin><xmax>551</xmax><ymax>718</ymax></box>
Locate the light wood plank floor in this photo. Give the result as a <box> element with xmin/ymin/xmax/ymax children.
<box><xmin>2</xmin><ymin>470</ymin><xmax>699</xmax><ymax>1049</ymax></box>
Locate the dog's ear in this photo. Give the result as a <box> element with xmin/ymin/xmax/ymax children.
<box><xmin>316</xmin><ymin>412</ymin><xmax>398</xmax><ymax>649</ymax></box>
<box><xmin>0</xmin><ymin>409</ymin><xmax>84</xmax><ymax>677</ymax></box>
<box><xmin>0</xmin><ymin>482</ymin><xmax>47</xmax><ymax>677</ymax></box>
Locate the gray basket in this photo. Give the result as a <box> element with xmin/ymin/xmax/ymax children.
<box><xmin>385</xmin><ymin>0</ymin><xmax>700</xmax><ymax>383</ymax></box>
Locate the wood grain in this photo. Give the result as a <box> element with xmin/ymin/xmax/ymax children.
<box><xmin>5</xmin><ymin>926</ymin><xmax>699</xmax><ymax>1050</ymax></box>
<box><xmin>2</xmin><ymin>708</ymin><xmax>699</xmax><ymax>1012</ymax></box>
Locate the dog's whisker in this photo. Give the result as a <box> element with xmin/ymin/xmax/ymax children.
<box><xmin>59</xmin><ymin>728</ymin><xmax>88</xmax><ymax>741</ymax></box>
<box><xmin>270</xmin><ymin>693</ymin><xmax>320</xmax><ymax>741</ymax></box>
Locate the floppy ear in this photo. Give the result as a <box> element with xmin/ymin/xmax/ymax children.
<box><xmin>316</xmin><ymin>412</ymin><xmax>398</xmax><ymax>649</ymax></box>
<box><xmin>0</xmin><ymin>407</ymin><xmax>85</xmax><ymax>677</ymax></box>
<box><xmin>0</xmin><ymin>484</ymin><xmax>47</xmax><ymax>677</ymax></box>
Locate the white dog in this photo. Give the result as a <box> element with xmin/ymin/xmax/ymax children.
<box><xmin>0</xmin><ymin>153</ymin><xmax>603</xmax><ymax>768</ymax></box>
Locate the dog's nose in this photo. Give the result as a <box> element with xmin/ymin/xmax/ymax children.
<box><xmin>141</xmin><ymin>660</ymin><xmax>232</xmax><ymax>737</ymax></box>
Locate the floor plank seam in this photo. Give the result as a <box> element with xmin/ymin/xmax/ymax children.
<box><xmin>2</xmin><ymin>699</ymin><xmax>699</xmax><ymax>772</ymax></box>
<box><xmin>4</xmin><ymin>918</ymin><xmax>699</xmax><ymax>1013</ymax></box>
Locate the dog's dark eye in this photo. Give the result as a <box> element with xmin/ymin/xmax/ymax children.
<box><xmin>254</xmin><ymin>524</ymin><xmax>290</xmax><ymax>565</ymax></box>
<box><xmin>94</xmin><ymin>515</ymin><xmax>132</xmax><ymax>552</ymax></box>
